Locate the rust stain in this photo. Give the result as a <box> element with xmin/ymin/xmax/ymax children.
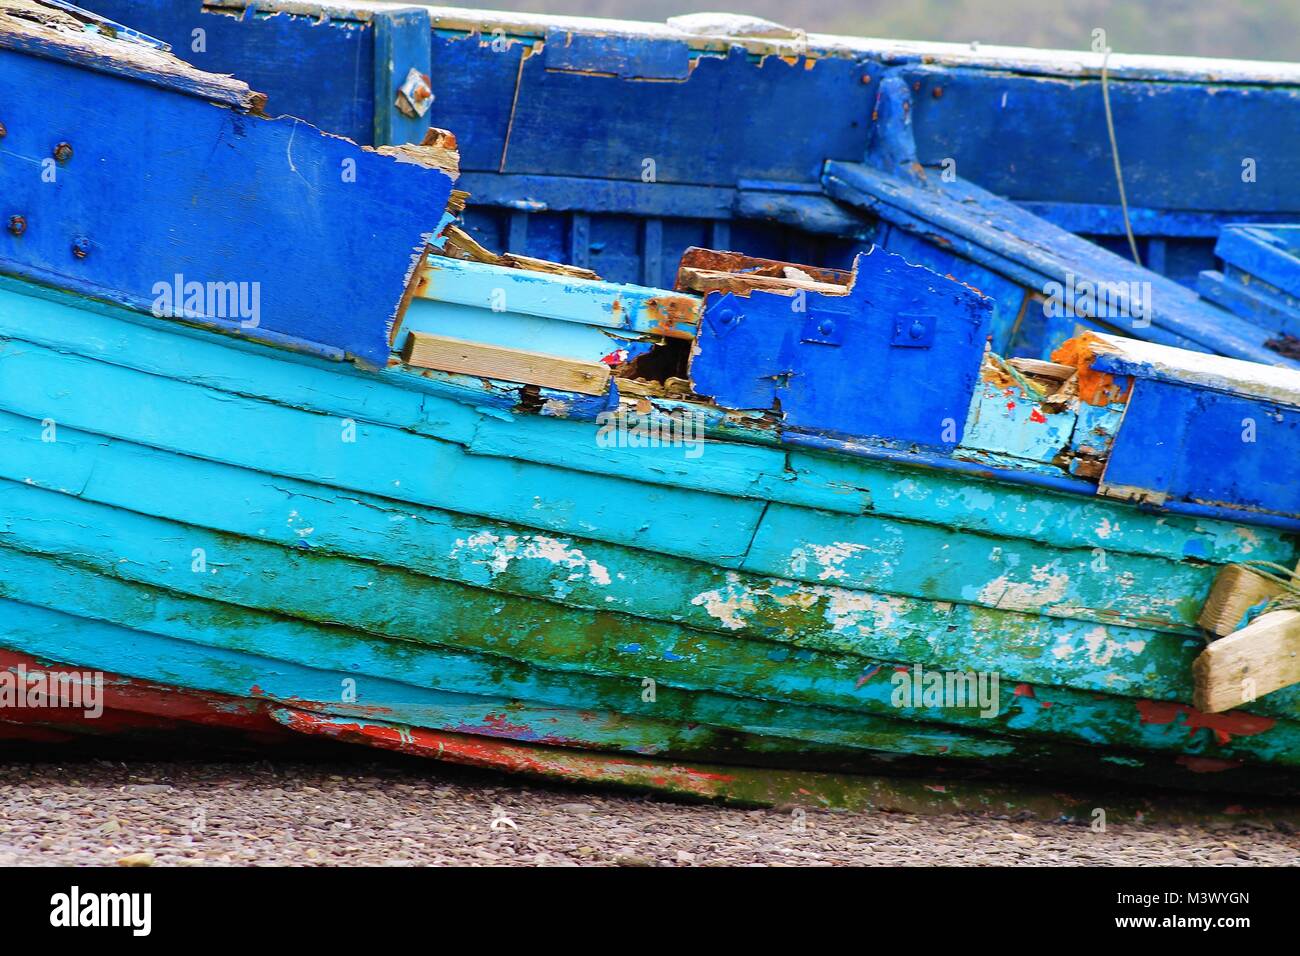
<box><xmin>645</xmin><ymin>293</ymin><xmax>700</xmax><ymax>339</ymax></box>
<box><xmin>1051</xmin><ymin>332</ymin><xmax>1133</xmax><ymax>406</ymax></box>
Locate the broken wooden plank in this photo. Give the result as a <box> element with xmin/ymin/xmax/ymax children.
<box><xmin>1006</xmin><ymin>357</ymin><xmax>1075</xmax><ymax>383</ymax></box>
<box><xmin>0</xmin><ymin>0</ymin><xmax>266</xmax><ymax>111</ymax></box>
<box><xmin>374</xmin><ymin>127</ymin><xmax>461</xmax><ymax>179</ymax></box>
<box><xmin>1199</xmin><ymin>563</ymin><xmax>1298</xmax><ymax>637</ymax></box>
<box><xmin>677</xmin><ymin>247</ymin><xmax>853</xmax><ymax>287</ymax></box>
<box><xmin>401</xmin><ymin>331</ymin><xmax>611</xmax><ymax>395</ymax></box>
<box><xmin>1194</xmin><ymin>610</ymin><xmax>1300</xmax><ymax>712</ymax></box>
<box><xmin>439</xmin><ymin>225</ymin><xmax>600</xmax><ymax>281</ymax></box>
<box><xmin>677</xmin><ymin>266</ymin><xmax>848</xmax><ymax>297</ymax></box>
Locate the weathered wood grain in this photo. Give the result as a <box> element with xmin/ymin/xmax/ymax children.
<box><xmin>1199</xmin><ymin>564</ymin><xmax>1296</xmax><ymax>637</ymax></box>
<box><xmin>1195</xmin><ymin>611</ymin><xmax>1300</xmax><ymax>712</ymax></box>
<box><xmin>401</xmin><ymin>330</ymin><xmax>611</xmax><ymax>394</ymax></box>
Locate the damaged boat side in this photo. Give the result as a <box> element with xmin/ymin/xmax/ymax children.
<box><xmin>1</xmin><ymin>2</ymin><xmax>1299</xmax><ymax>806</ymax></box>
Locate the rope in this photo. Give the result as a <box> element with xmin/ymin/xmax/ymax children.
<box><xmin>1234</xmin><ymin>561</ymin><xmax>1300</xmax><ymax>613</ymax></box>
<box><xmin>991</xmin><ymin>353</ymin><xmax>1044</xmax><ymax>399</ymax></box>
<box><xmin>1100</xmin><ymin>48</ymin><xmax>1143</xmax><ymax>267</ymax></box>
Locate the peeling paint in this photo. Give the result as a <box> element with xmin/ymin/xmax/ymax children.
<box><xmin>450</xmin><ymin>530</ymin><xmax>612</xmax><ymax>586</ymax></box>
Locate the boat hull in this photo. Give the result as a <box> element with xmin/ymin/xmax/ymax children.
<box><xmin>1</xmin><ymin>275</ymin><xmax>1298</xmax><ymax>801</ymax></box>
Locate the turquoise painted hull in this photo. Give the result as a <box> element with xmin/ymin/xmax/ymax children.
<box><xmin>1</xmin><ymin>274</ymin><xmax>1298</xmax><ymax>801</ymax></box>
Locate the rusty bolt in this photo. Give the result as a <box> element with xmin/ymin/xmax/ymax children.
<box><xmin>0</xmin><ymin>121</ymin><xmax>7</xmax><ymax>139</ymax></box>
<box><xmin>53</xmin><ymin>142</ymin><xmax>73</xmax><ymax>163</ymax></box>
<box><xmin>932</xmin><ymin>85</ymin><xmax>944</xmax><ymax>99</ymax></box>
<box><xmin>71</xmin><ymin>236</ymin><xmax>90</xmax><ymax>259</ymax></box>
<box><xmin>7</xmin><ymin>215</ymin><xmax>25</xmax><ymax>237</ymax></box>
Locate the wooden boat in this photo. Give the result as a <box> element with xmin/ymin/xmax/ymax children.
<box><xmin>2</xmin><ymin>2</ymin><xmax>1300</xmax><ymax>809</ymax></box>
<box><xmin>86</xmin><ymin>0</ymin><xmax>1300</xmax><ymax>368</ymax></box>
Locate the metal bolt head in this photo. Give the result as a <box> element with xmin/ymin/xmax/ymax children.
<box><xmin>6</xmin><ymin>215</ymin><xmax>25</xmax><ymax>237</ymax></box>
<box><xmin>53</xmin><ymin>142</ymin><xmax>73</xmax><ymax>163</ymax></box>
<box><xmin>71</xmin><ymin>236</ymin><xmax>90</xmax><ymax>259</ymax></box>
<box><xmin>0</xmin><ymin>122</ymin><xmax>7</xmax><ymax>139</ymax></box>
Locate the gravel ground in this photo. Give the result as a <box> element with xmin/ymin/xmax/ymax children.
<box><xmin>1</xmin><ymin>759</ymin><xmax>1298</xmax><ymax>866</ymax></box>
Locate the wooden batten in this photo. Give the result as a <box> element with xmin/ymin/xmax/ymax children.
<box><xmin>1199</xmin><ymin>564</ymin><xmax>1297</xmax><ymax>637</ymax></box>
<box><xmin>1194</xmin><ymin>609</ymin><xmax>1300</xmax><ymax>712</ymax></box>
<box><xmin>401</xmin><ymin>331</ymin><xmax>611</xmax><ymax>395</ymax></box>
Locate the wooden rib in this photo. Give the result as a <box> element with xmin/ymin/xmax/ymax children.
<box><xmin>402</xmin><ymin>331</ymin><xmax>611</xmax><ymax>395</ymax></box>
<box><xmin>1194</xmin><ymin>610</ymin><xmax>1300</xmax><ymax>712</ymax></box>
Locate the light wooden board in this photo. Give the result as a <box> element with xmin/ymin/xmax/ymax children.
<box><xmin>1199</xmin><ymin>564</ymin><xmax>1294</xmax><ymax>637</ymax></box>
<box><xmin>1194</xmin><ymin>610</ymin><xmax>1300</xmax><ymax>712</ymax></box>
<box><xmin>402</xmin><ymin>331</ymin><xmax>611</xmax><ymax>395</ymax></box>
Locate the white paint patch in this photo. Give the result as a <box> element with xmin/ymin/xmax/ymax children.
<box><xmin>1095</xmin><ymin>517</ymin><xmax>1117</xmax><ymax>540</ymax></box>
<box><xmin>976</xmin><ymin>564</ymin><xmax>1070</xmax><ymax>610</ymax></box>
<box><xmin>286</xmin><ymin>509</ymin><xmax>314</xmax><ymax>539</ymax></box>
<box><xmin>788</xmin><ymin>541</ymin><xmax>869</xmax><ymax>581</ymax></box>
<box><xmin>821</xmin><ymin>590</ymin><xmax>907</xmax><ymax>632</ymax></box>
<box><xmin>1081</xmin><ymin>625</ymin><xmax>1147</xmax><ymax>666</ymax></box>
<box><xmin>891</xmin><ymin>478</ymin><xmax>928</xmax><ymax>501</ymax></box>
<box><xmin>690</xmin><ymin>574</ymin><xmax>916</xmax><ymax>636</ymax></box>
<box><xmin>1233</xmin><ymin>527</ymin><xmax>1260</xmax><ymax>555</ymax></box>
<box><xmin>450</xmin><ymin>531</ymin><xmax>612</xmax><ymax>586</ymax></box>
<box><xmin>690</xmin><ymin>572</ymin><xmax>756</xmax><ymax>630</ymax></box>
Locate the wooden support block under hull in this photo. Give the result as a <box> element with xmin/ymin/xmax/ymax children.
<box><xmin>1199</xmin><ymin>564</ymin><xmax>1295</xmax><ymax>636</ymax></box>
<box><xmin>1195</xmin><ymin>610</ymin><xmax>1300</xmax><ymax>713</ymax></box>
<box><xmin>402</xmin><ymin>331</ymin><xmax>611</xmax><ymax>395</ymax></box>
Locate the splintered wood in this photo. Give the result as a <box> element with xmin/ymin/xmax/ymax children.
<box><xmin>674</xmin><ymin>247</ymin><xmax>852</xmax><ymax>297</ymax></box>
<box><xmin>402</xmin><ymin>331</ymin><xmax>611</xmax><ymax>395</ymax></box>
<box><xmin>439</xmin><ymin>225</ymin><xmax>600</xmax><ymax>281</ymax></box>
<box><xmin>374</xmin><ymin>127</ymin><xmax>462</xmax><ymax>179</ymax></box>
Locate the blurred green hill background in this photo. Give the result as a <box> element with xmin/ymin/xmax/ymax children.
<box><xmin>472</xmin><ymin>0</ymin><xmax>1300</xmax><ymax>61</ymax></box>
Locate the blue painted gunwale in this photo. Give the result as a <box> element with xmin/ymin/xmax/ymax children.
<box><xmin>0</xmin><ymin>10</ymin><xmax>454</xmax><ymax>366</ymax></box>
<box><xmin>82</xmin><ymin>1</ymin><xmax>1300</xmax><ymax>309</ymax></box>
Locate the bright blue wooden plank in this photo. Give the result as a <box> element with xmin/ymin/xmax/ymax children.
<box><xmin>1198</xmin><ymin>269</ymin><xmax>1300</xmax><ymax>338</ymax></box>
<box><xmin>372</xmin><ymin>6</ymin><xmax>432</xmax><ymax>146</ymax></box>
<box><xmin>0</xmin><ymin>40</ymin><xmax>453</xmax><ymax>366</ymax></box>
<box><xmin>690</xmin><ymin>248</ymin><xmax>990</xmax><ymax>448</ymax></box>
<box><xmin>436</xmin><ymin>35</ymin><xmax>872</xmax><ymax>185</ymax></box>
<box><xmin>824</xmin><ymin>159</ymin><xmax>1300</xmax><ymax>368</ymax></box>
<box><xmin>542</xmin><ymin>29</ymin><xmax>691</xmax><ymax>80</ymax></box>
<box><xmin>904</xmin><ymin>64</ymin><xmax>1300</xmax><ymax>215</ymax></box>
<box><xmin>86</xmin><ymin>0</ymin><xmax>378</xmax><ymax>143</ymax></box>
<box><xmin>414</xmin><ymin>255</ymin><xmax>699</xmax><ymax>340</ymax></box>
<box><xmin>1101</xmin><ymin>378</ymin><xmax>1300</xmax><ymax>519</ymax></box>
<box><xmin>1214</xmin><ymin>224</ymin><xmax>1300</xmax><ymax>301</ymax></box>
